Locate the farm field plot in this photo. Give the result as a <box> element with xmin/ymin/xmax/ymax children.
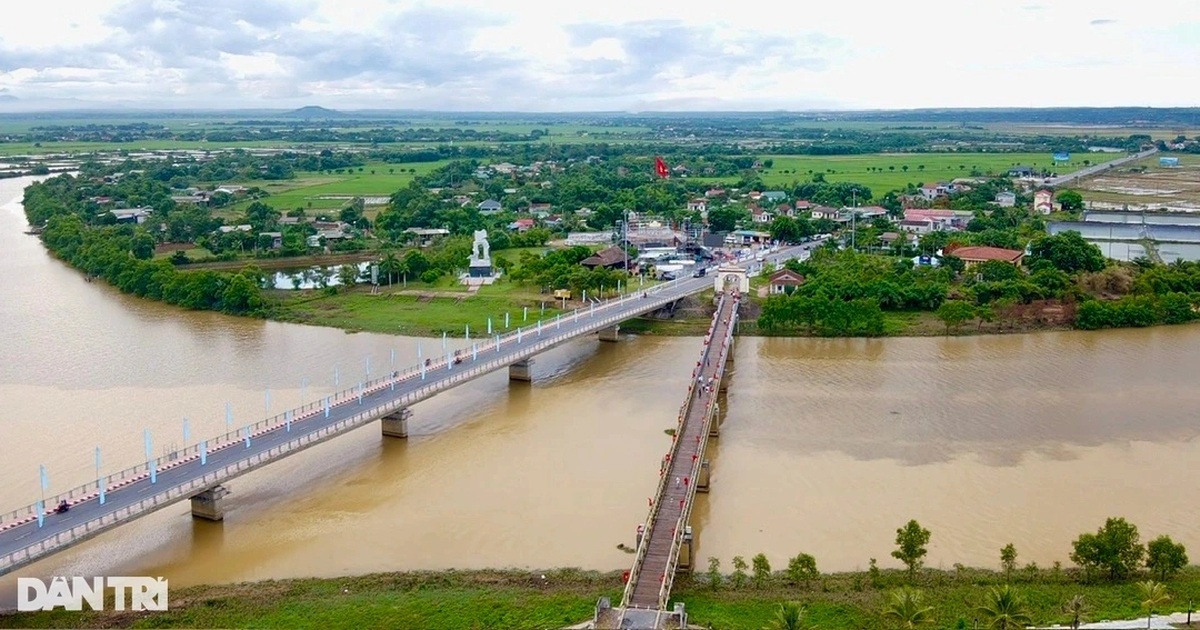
<box><xmin>222</xmin><ymin>160</ymin><xmax>451</xmax><ymax>216</ymax></box>
<box><xmin>750</xmin><ymin>152</ymin><xmax>1104</xmax><ymax>195</ymax></box>
<box><xmin>1075</xmin><ymin>154</ymin><xmax>1200</xmax><ymax>211</ymax></box>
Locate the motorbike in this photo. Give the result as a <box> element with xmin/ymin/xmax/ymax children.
<box><xmin>55</xmin><ymin>501</ymin><xmax>70</xmax><ymax>514</ymax></box>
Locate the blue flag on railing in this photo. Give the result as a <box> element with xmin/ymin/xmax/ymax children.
<box><xmin>39</xmin><ymin>464</ymin><xmax>48</xmax><ymax>493</ymax></box>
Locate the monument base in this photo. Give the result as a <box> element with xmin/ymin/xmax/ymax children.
<box><xmin>469</xmin><ymin>265</ymin><xmax>494</xmax><ymax>278</ymax></box>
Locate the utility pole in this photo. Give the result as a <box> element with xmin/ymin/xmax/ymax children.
<box><xmin>851</xmin><ymin>190</ymin><xmax>857</xmax><ymax>251</ymax></box>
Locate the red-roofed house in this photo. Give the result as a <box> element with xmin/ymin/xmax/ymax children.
<box><xmin>768</xmin><ymin>268</ymin><xmax>806</xmax><ymax>294</ymax></box>
<box><xmin>508</xmin><ymin>218</ymin><xmax>536</xmax><ymax>232</ymax></box>
<box><xmin>946</xmin><ymin>245</ymin><xmax>1025</xmax><ymax>269</ymax></box>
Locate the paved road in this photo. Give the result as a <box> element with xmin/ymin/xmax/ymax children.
<box><xmin>0</xmin><ymin>243</ymin><xmax>816</xmax><ymax>575</ymax></box>
<box><xmin>1046</xmin><ymin>148</ymin><xmax>1158</xmax><ymax>187</ymax></box>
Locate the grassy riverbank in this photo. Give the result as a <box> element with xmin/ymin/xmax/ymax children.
<box><xmin>275</xmin><ymin>282</ymin><xmax>1082</xmax><ymax>340</ymax></box>
<box><xmin>4</xmin><ymin>567</ymin><xmax>1199</xmax><ymax>629</ymax></box>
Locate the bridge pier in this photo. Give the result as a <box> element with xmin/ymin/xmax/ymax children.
<box><xmin>381</xmin><ymin>408</ymin><xmax>412</xmax><ymax>438</ymax></box>
<box><xmin>677</xmin><ymin>526</ymin><xmax>694</xmax><ymax>572</ymax></box>
<box><xmin>598</xmin><ymin>325</ymin><xmax>621</xmax><ymax>342</ymax></box>
<box><xmin>697</xmin><ymin>460</ymin><xmax>711</xmax><ymax>492</ymax></box>
<box><xmin>709</xmin><ymin>403</ymin><xmax>722</xmax><ymax>437</ymax></box>
<box><xmin>190</xmin><ymin>485</ymin><xmax>230</xmax><ymax>521</ymax></box>
<box><xmin>509</xmin><ymin>358</ymin><xmax>533</xmax><ymax>382</ymax></box>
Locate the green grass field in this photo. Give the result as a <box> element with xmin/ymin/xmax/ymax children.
<box><xmin>4</xmin><ymin>567</ymin><xmax>1199</xmax><ymax>629</ymax></box>
<box><xmin>740</xmin><ymin>152</ymin><xmax>1114</xmax><ymax>196</ymax></box>
<box><xmin>219</xmin><ymin>160</ymin><xmax>452</xmax><ymax>216</ymax></box>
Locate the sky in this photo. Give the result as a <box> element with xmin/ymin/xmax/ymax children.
<box><xmin>0</xmin><ymin>0</ymin><xmax>1198</xmax><ymax>112</ymax></box>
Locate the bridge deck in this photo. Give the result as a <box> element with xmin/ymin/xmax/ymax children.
<box><xmin>623</xmin><ymin>291</ymin><xmax>738</xmax><ymax>611</ymax></box>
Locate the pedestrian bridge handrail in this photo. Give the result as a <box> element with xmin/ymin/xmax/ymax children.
<box><xmin>617</xmin><ymin>292</ymin><xmax>730</xmax><ymax>612</ymax></box>
<box><xmin>0</xmin><ymin>274</ymin><xmax>702</xmax><ymax>555</ymax></box>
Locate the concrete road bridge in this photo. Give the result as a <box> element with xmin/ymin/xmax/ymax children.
<box><xmin>0</xmin><ymin>244</ymin><xmax>812</xmax><ymax>578</ymax></box>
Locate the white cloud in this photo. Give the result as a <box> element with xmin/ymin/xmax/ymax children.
<box><xmin>0</xmin><ymin>0</ymin><xmax>1197</xmax><ymax>110</ymax></box>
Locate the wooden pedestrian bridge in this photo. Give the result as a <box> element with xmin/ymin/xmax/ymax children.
<box><xmin>590</xmin><ymin>289</ymin><xmax>740</xmax><ymax>630</ymax></box>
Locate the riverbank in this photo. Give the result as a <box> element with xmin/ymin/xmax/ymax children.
<box><xmin>267</xmin><ymin>284</ymin><xmax>1089</xmax><ymax>339</ymax></box>
<box><xmin>3</xmin><ymin>567</ymin><xmax>1198</xmax><ymax>629</ymax></box>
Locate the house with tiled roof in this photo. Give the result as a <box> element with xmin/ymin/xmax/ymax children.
<box><xmin>768</xmin><ymin>268</ymin><xmax>806</xmax><ymax>295</ymax></box>
<box><xmin>946</xmin><ymin>245</ymin><xmax>1025</xmax><ymax>269</ymax></box>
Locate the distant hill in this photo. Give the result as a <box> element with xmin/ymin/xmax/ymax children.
<box><xmin>281</xmin><ymin>105</ymin><xmax>346</xmax><ymax>119</ymax></box>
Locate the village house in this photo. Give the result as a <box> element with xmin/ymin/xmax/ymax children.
<box><xmin>477</xmin><ymin>199</ymin><xmax>503</xmax><ymax>214</ymax></box>
<box><xmin>880</xmin><ymin>231</ymin><xmax>917</xmax><ymax>250</ymax></box>
<box><xmin>948</xmin><ymin>245</ymin><xmax>1025</xmax><ymax>269</ymax></box>
<box><xmin>750</xmin><ymin>206</ymin><xmax>773</xmax><ymax>224</ymax></box>
<box><xmin>575</xmin><ymin>207</ymin><xmax>594</xmax><ymax>219</ymax></box>
<box><xmin>899</xmin><ymin>218</ymin><xmax>938</xmax><ymax>234</ymax></box>
<box><xmin>846</xmin><ymin>205</ymin><xmax>889</xmax><ymax>220</ymax></box>
<box><xmin>260</xmin><ymin>232</ymin><xmax>283</xmax><ymax>249</ymax></box>
<box><xmin>704</xmin><ymin>188</ymin><xmax>727</xmax><ymax>199</ymax></box>
<box><xmin>1007</xmin><ymin>165</ymin><xmax>1035</xmax><ymax>178</ymax></box>
<box><xmin>776</xmin><ymin>203</ymin><xmax>794</xmax><ymax>218</ymax></box>
<box><xmin>404</xmin><ymin>227</ymin><xmax>450</xmax><ymax>247</ymax></box>
<box><xmin>110</xmin><ymin>207</ymin><xmax>154</xmax><ymax>224</ymax></box>
<box><xmin>810</xmin><ymin>206</ymin><xmax>840</xmax><ymax>221</ymax></box>
<box><xmin>306</xmin><ymin>228</ymin><xmax>350</xmax><ymax>248</ymax></box>
<box><xmin>580</xmin><ymin>246</ymin><xmax>630</xmax><ymax>270</ymax></box>
<box><xmin>762</xmin><ymin>191</ymin><xmax>787</xmax><ymax>203</ymax></box>
<box><xmin>687</xmin><ymin>198</ymin><xmax>707</xmax><ymax>213</ymax></box>
<box><xmin>767</xmin><ymin>268</ymin><xmax>805</xmax><ymax>295</ymax></box>
<box><xmin>508</xmin><ymin>218</ymin><xmax>536</xmax><ymax>232</ymax></box>
<box><xmin>995</xmin><ymin>191</ymin><xmax>1017</xmax><ymax>207</ymax></box>
<box><xmin>528</xmin><ymin>202</ymin><xmax>552</xmax><ymax>216</ymax></box>
<box><xmin>1034</xmin><ymin>189</ymin><xmax>1055</xmax><ymax>214</ymax></box>
<box><xmin>918</xmin><ymin>183</ymin><xmax>952</xmax><ymax>201</ymax></box>
<box><xmin>794</xmin><ymin>200</ymin><xmax>813</xmax><ymax>213</ymax></box>
<box><xmin>218</xmin><ymin>224</ymin><xmax>253</xmax><ymax>234</ymax></box>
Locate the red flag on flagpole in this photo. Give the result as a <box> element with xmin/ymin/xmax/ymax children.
<box><xmin>654</xmin><ymin>156</ymin><xmax>669</xmax><ymax>179</ymax></box>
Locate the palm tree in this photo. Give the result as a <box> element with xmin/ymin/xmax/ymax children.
<box><xmin>378</xmin><ymin>252</ymin><xmax>403</xmax><ymax>286</ymax></box>
<box><xmin>1138</xmin><ymin>580</ymin><xmax>1171</xmax><ymax>629</ymax></box>
<box><xmin>764</xmin><ymin>601</ymin><xmax>806</xmax><ymax>630</ymax></box>
<box><xmin>882</xmin><ymin>588</ymin><xmax>935</xmax><ymax>628</ymax></box>
<box><xmin>1062</xmin><ymin>594</ymin><xmax>1088</xmax><ymax>630</ymax></box>
<box><xmin>977</xmin><ymin>585</ymin><xmax>1032</xmax><ymax>629</ymax></box>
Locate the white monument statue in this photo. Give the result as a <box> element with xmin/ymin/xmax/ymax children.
<box><xmin>468</xmin><ymin>229</ymin><xmax>494</xmax><ymax>277</ymax></box>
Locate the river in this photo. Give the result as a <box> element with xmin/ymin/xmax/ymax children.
<box><xmin>1</xmin><ymin>175</ymin><xmax>1198</xmax><ymax>601</ymax></box>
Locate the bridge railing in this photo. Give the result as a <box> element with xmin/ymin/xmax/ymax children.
<box><xmin>0</xmin><ymin>283</ymin><xmax>696</xmax><ymax>542</ymax></box>
<box><xmin>656</xmin><ymin>300</ymin><xmax>739</xmax><ymax>609</ymax></box>
<box><xmin>618</xmin><ymin>292</ymin><xmax>729</xmax><ymax>611</ymax></box>
<box><xmin>0</xmin><ymin>390</ymin><xmax>415</xmax><ymax>575</ymax></box>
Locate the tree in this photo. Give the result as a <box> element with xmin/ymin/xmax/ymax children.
<box><xmin>337</xmin><ymin>264</ymin><xmax>359</xmax><ymax>290</ymax></box>
<box><xmin>1056</xmin><ymin>189</ymin><xmax>1084</xmax><ymax>212</ymax></box>
<box><xmin>893</xmin><ymin>520</ymin><xmax>932</xmax><ymax>580</ymax></box>
<box><xmin>977</xmin><ymin>585</ymin><xmax>1032</xmax><ymax>629</ymax></box>
<box><xmin>1028</xmin><ymin>231</ymin><xmax>1106</xmax><ymax>274</ymax></box>
<box><xmin>1146</xmin><ymin>535</ymin><xmax>1188</xmax><ymax>581</ymax></box>
<box><xmin>706</xmin><ymin>557</ymin><xmax>722</xmax><ymax>591</ymax></box>
<box><xmin>731</xmin><ymin>555</ymin><xmax>749</xmax><ymax>589</ymax></box>
<box><xmin>1000</xmin><ymin>544</ymin><xmax>1018</xmax><ymax>580</ymax></box>
<box><xmin>1062</xmin><ymin>594</ymin><xmax>1089</xmax><ymax>630</ymax></box>
<box><xmin>787</xmin><ymin>553</ymin><xmax>819</xmax><ymax>588</ymax></box>
<box><xmin>708</xmin><ymin>206</ymin><xmax>741</xmax><ymax>232</ymax></box>
<box><xmin>936</xmin><ymin>301</ymin><xmax>976</xmax><ymax>333</ymax></box>
<box><xmin>130</xmin><ymin>231</ymin><xmax>156</xmax><ymax>260</ymax></box>
<box><xmin>882</xmin><ymin>588</ymin><xmax>935</xmax><ymax>629</ymax></box>
<box><xmin>1138</xmin><ymin>580</ymin><xmax>1170</xmax><ymax>629</ymax></box>
<box><xmin>752</xmin><ymin>553</ymin><xmax>772</xmax><ymax>588</ymax></box>
<box><xmin>764</xmin><ymin>602</ymin><xmax>806</xmax><ymax>630</ymax></box>
<box><xmin>1070</xmin><ymin>517</ymin><xmax>1145</xmax><ymax>581</ymax></box>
